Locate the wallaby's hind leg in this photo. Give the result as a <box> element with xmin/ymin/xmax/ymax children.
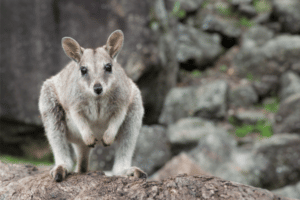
<box><xmin>72</xmin><ymin>144</ymin><xmax>91</xmax><ymax>173</ymax></box>
<box><xmin>39</xmin><ymin>83</ymin><xmax>74</xmax><ymax>182</ymax></box>
<box><xmin>112</xmin><ymin>101</ymin><xmax>147</xmax><ymax>179</ymax></box>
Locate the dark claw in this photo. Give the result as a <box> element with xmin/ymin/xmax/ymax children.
<box><xmin>101</xmin><ymin>139</ymin><xmax>109</xmax><ymax>147</ymax></box>
<box><xmin>88</xmin><ymin>143</ymin><xmax>95</xmax><ymax>148</ymax></box>
<box><xmin>55</xmin><ymin>173</ymin><xmax>63</xmax><ymax>182</ymax></box>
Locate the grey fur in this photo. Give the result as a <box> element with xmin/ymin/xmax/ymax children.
<box><xmin>39</xmin><ymin>30</ymin><xmax>146</xmax><ymax>181</ymax></box>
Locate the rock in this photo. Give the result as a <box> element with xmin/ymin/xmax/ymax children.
<box><xmin>253</xmin><ymin>75</ymin><xmax>279</xmax><ymax>97</ymax></box>
<box><xmin>238</xmin><ymin>4</ymin><xmax>257</xmax><ymax>18</ymax></box>
<box><xmin>272</xmin><ymin>0</ymin><xmax>300</xmax><ymax>34</ymax></box>
<box><xmin>0</xmin><ymin>162</ymin><xmax>290</xmax><ymax>200</ymax></box>
<box><xmin>241</xmin><ymin>25</ymin><xmax>274</xmax><ymax>49</ymax></box>
<box><xmin>230</xmin><ymin>0</ymin><xmax>252</xmax><ymax>7</ymax></box>
<box><xmin>132</xmin><ymin>125</ymin><xmax>172</xmax><ymax>175</ymax></box>
<box><xmin>229</xmin><ymin>84</ymin><xmax>258</xmax><ymax>107</ymax></box>
<box><xmin>159</xmin><ymin>80</ymin><xmax>228</xmax><ymax>125</ymax></box>
<box><xmin>279</xmin><ymin>71</ymin><xmax>300</xmax><ymax>101</ymax></box>
<box><xmin>150</xmin><ymin>153</ymin><xmax>210</xmax><ymax>181</ymax></box>
<box><xmin>176</xmin><ymin>24</ymin><xmax>223</xmax><ymax>68</ymax></box>
<box><xmin>272</xmin><ymin>182</ymin><xmax>300</xmax><ymax>200</ymax></box>
<box><xmin>169</xmin><ymin>0</ymin><xmax>204</xmax><ymax>12</ymax></box>
<box><xmin>274</xmin><ymin>94</ymin><xmax>300</xmax><ymax>133</ymax></box>
<box><xmin>189</xmin><ymin>129</ymin><xmax>237</xmax><ymax>174</ymax></box>
<box><xmin>251</xmin><ymin>134</ymin><xmax>300</xmax><ymax>189</ymax></box>
<box><xmin>233</xmin><ymin>35</ymin><xmax>300</xmax><ymax>79</ymax></box>
<box><xmin>166</xmin><ymin>117</ymin><xmax>216</xmax><ymax>144</ymax></box>
<box><xmin>198</xmin><ymin>14</ymin><xmax>242</xmax><ymax>39</ymax></box>
<box><xmin>234</xmin><ymin>110</ymin><xmax>267</xmax><ymax>124</ymax></box>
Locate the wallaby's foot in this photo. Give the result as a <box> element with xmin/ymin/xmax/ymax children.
<box><xmin>102</xmin><ymin>130</ymin><xmax>115</xmax><ymax>146</ymax></box>
<box><xmin>83</xmin><ymin>134</ymin><xmax>98</xmax><ymax>148</ymax></box>
<box><xmin>50</xmin><ymin>165</ymin><xmax>68</xmax><ymax>182</ymax></box>
<box><xmin>124</xmin><ymin>167</ymin><xmax>147</xmax><ymax>179</ymax></box>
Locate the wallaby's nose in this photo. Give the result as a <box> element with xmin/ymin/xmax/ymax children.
<box><xmin>93</xmin><ymin>83</ymin><xmax>103</xmax><ymax>95</ymax></box>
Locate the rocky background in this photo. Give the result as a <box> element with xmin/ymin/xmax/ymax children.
<box><xmin>1</xmin><ymin>0</ymin><xmax>300</xmax><ymax>199</ymax></box>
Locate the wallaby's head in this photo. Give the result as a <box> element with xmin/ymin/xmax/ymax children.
<box><xmin>61</xmin><ymin>30</ymin><xmax>124</xmax><ymax>97</ymax></box>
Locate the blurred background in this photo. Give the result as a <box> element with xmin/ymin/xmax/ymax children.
<box><xmin>1</xmin><ymin>0</ymin><xmax>300</xmax><ymax>198</ymax></box>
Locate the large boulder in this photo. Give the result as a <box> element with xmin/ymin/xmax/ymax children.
<box><xmin>166</xmin><ymin>117</ymin><xmax>217</xmax><ymax>144</ymax></box>
<box><xmin>229</xmin><ymin>83</ymin><xmax>259</xmax><ymax>107</ymax></box>
<box><xmin>176</xmin><ymin>24</ymin><xmax>223</xmax><ymax>69</ymax></box>
<box><xmin>272</xmin><ymin>0</ymin><xmax>300</xmax><ymax>34</ymax></box>
<box><xmin>274</xmin><ymin>94</ymin><xmax>300</xmax><ymax>133</ymax></box>
<box><xmin>159</xmin><ymin>80</ymin><xmax>228</xmax><ymax>125</ymax></box>
<box><xmin>272</xmin><ymin>181</ymin><xmax>300</xmax><ymax>200</ymax></box>
<box><xmin>233</xmin><ymin>32</ymin><xmax>300</xmax><ymax>79</ymax></box>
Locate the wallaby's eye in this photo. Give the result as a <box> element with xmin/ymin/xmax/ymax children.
<box><xmin>104</xmin><ymin>63</ymin><xmax>112</xmax><ymax>72</ymax></box>
<box><xmin>80</xmin><ymin>66</ymin><xmax>88</xmax><ymax>75</ymax></box>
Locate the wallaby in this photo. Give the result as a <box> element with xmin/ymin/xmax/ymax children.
<box><xmin>39</xmin><ymin>30</ymin><xmax>146</xmax><ymax>182</ymax></box>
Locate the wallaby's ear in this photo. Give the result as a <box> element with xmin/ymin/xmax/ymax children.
<box><xmin>105</xmin><ymin>30</ymin><xmax>124</xmax><ymax>61</ymax></box>
<box><xmin>61</xmin><ymin>37</ymin><xmax>83</xmax><ymax>63</ymax></box>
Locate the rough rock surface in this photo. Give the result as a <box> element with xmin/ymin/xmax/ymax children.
<box><xmin>150</xmin><ymin>153</ymin><xmax>210</xmax><ymax>181</ymax></box>
<box><xmin>229</xmin><ymin>83</ymin><xmax>258</xmax><ymax>107</ymax></box>
<box><xmin>166</xmin><ymin>117</ymin><xmax>216</xmax><ymax>144</ymax></box>
<box><xmin>176</xmin><ymin>24</ymin><xmax>223</xmax><ymax>68</ymax></box>
<box><xmin>0</xmin><ymin>161</ymin><xmax>291</xmax><ymax>200</ymax></box>
<box><xmin>272</xmin><ymin>0</ymin><xmax>300</xmax><ymax>34</ymax></box>
<box><xmin>159</xmin><ymin>80</ymin><xmax>228</xmax><ymax>125</ymax></box>
<box><xmin>279</xmin><ymin>71</ymin><xmax>300</xmax><ymax>101</ymax></box>
<box><xmin>272</xmin><ymin>182</ymin><xmax>300</xmax><ymax>200</ymax></box>
<box><xmin>274</xmin><ymin>94</ymin><xmax>300</xmax><ymax>133</ymax></box>
<box><xmin>233</xmin><ymin>34</ymin><xmax>300</xmax><ymax>79</ymax></box>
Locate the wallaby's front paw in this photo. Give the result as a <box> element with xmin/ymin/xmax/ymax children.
<box><xmin>124</xmin><ymin>167</ymin><xmax>147</xmax><ymax>179</ymax></box>
<box><xmin>50</xmin><ymin>165</ymin><xmax>68</xmax><ymax>182</ymax></box>
<box><xmin>83</xmin><ymin>134</ymin><xmax>98</xmax><ymax>148</ymax></box>
<box><xmin>102</xmin><ymin>131</ymin><xmax>115</xmax><ymax>146</ymax></box>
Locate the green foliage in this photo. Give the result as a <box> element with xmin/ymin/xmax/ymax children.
<box><xmin>219</xmin><ymin>65</ymin><xmax>228</xmax><ymax>72</ymax></box>
<box><xmin>246</xmin><ymin>73</ymin><xmax>254</xmax><ymax>81</ymax></box>
<box><xmin>253</xmin><ymin>0</ymin><xmax>272</xmax><ymax>13</ymax></box>
<box><xmin>191</xmin><ymin>69</ymin><xmax>202</xmax><ymax>78</ymax></box>
<box><xmin>0</xmin><ymin>154</ymin><xmax>54</xmax><ymax>166</ymax></box>
<box><xmin>172</xmin><ymin>1</ymin><xmax>186</xmax><ymax>19</ymax></box>
<box><xmin>239</xmin><ymin>17</ymin><xmax>254</xmax><ymax>27</ymax></box>
<box><xmin>216</xmin><ymin>4</ymin><xmax>232</xmax><ymax>17</ymax></box>
<box><xmin>263</xmin><ymin>98</ymin><xmax>280</xmax><ymax>113</ymax></box>
<box><xmin>229</xmin><ymin>117</ymin><xmax>273</xmax><ymax>138</ymax></box>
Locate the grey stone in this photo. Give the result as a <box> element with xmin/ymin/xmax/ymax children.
<box><xmin>273</xmin><ymin>0</ymin><xmax>300</xmax><ymax>34</ymax></box>
<box><xmin>234</xmin><ymin>35</ymin><xmax>300</xmax><ymax>79</ymax></box>
<box><xmin>229</xmin><ymin>84</ymin><xmax>258</xmax><ymax>107</ymax></box>
<box><xmin>272</xmin><ymin>182</ymin><xmax>300</xmax><ymax>200</ymax></box>
<box><xmin>279</xmin><ymin>71</ymin><xmax>300</xmax><ymax>101</ymax></box>
<box><xmin>241</xmin><ymin>25</ymin><xmax>274</xmax><ymax>49</ymax></box>
<box><xmin>176</xmin><ymin>24</ymin><xmax>223</xmax><ymax>68</ymax></box>
<box><xmin>188</xmin><ymin>129</ymin><xmax>237</xmax><ymax>174</ymax></box>
<box><xmin>89</xmin><ymin>144</ymin><xmax>116</xmax><ymax>171</ymax></box>
<box><xmin>230</xmin><ymin>0</ymin><xmax>252</xmax><ymax>6</ymax></box>
<box><xmin>167</xmin><ymin>117</ymin><xmax>217</xmax><ymax>144</ymax></box>
<box><xmin>199</xmin><ymin>14</ymin><xmax>242</xmax><ymax>38</ymax></box>
<box><xmin>169</xmin><ymin>0</ymin><xmax>204</xmax><ymax>12</ymax></box>
<box><xmin>234</xmin><ymin>110</ymin><xmax>267</xmax><ymax>124</ymax></box>
<box><xmin>132</xmin><ymin>125</ymin><xmax>172</xmax><ymax>175</ymax></box>
<box><xmin>238</xmin><ymin>4</ymin><xmax>257</xmax><ymax>18</ymax></box>
<box><xmin>274</xmin><ymin>93</ymin><xmax>300</xmax><ymax>134</ymax></box>
<box><xmin>253</xmin><ymin>75</ymin><xmax>279</xmax><ymax>97</ymax></box>
<box><xmin>159</xmin><ymin>80</ymin><xmax>228</xmax><ymax>125</ymax></box>
<box><xmin>250</xmin><ymin>134</ymin><xmax>300</xmax><ymax>189</ymax></box>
